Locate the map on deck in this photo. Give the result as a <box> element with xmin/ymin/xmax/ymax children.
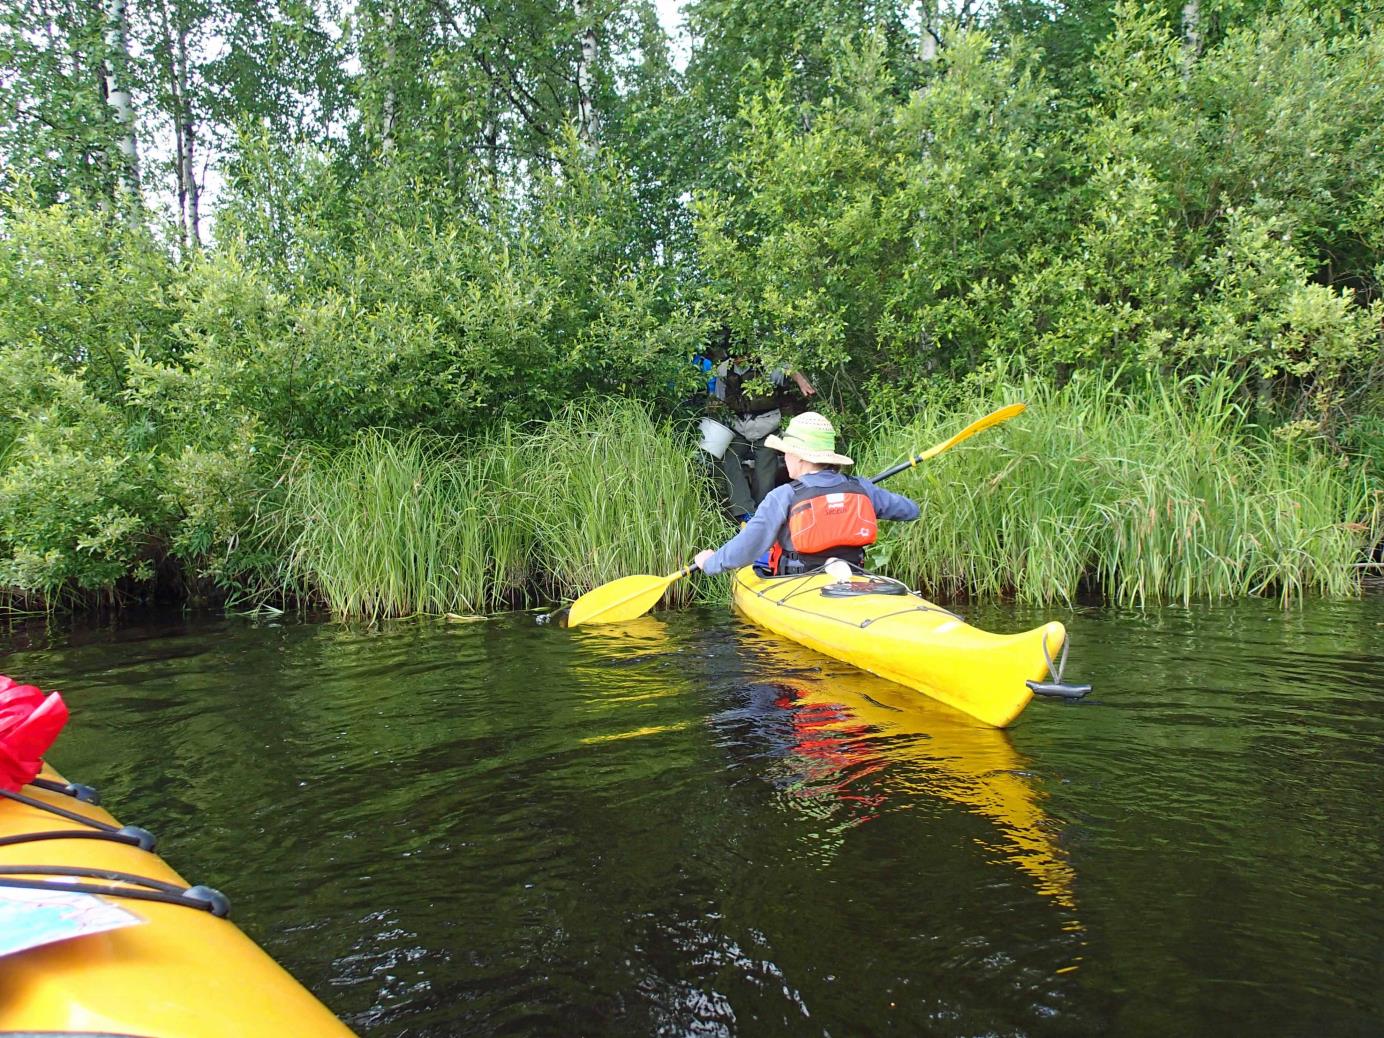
<box><xmin>0</xmin><ymin>887</ymin><xmax>144</xmax><ymax>958</ymax></box>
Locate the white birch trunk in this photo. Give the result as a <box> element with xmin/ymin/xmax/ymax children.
<box><xmin>1182</xmin><ymin>0</ymin><xmax>1203</xmax><ymax>67</ymax></box>
<box><xmin>171</xmin><ymin>87</ymin><xmax>188</xmax><ymax>243</ymax></box>
<box><xmin>103</xmin><ymin>0</ymin><xmax>142</xmax><ymax>207</ymax></box>
<box><xmin>176</xmin><ymin>22</ymin><xmax>200</xmax><ymax>245</ymax></box>
<box><xmin>575</xmin><ymin>0</ymin><xmax>597</xmax><ymax>147</ymax></box>
<box><xmin>918</xmin><ymin>0</ymin><xmax>939</xmax><ymax>63</ymax></box>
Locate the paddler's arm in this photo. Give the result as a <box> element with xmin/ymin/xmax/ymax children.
<box><xmin>694</xmin><ymin>486</ymin><xmax>792</xmax><ymax>575</ymax></box>
<box><xmin>856</xmin><ymin>477</ymin><xmax>921</xmax><ymax>522</ymax></box>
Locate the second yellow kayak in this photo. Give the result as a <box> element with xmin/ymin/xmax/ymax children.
<box><xmin>732</xmin><ymin>566</ymin><xmax>1080</xmax><ymax>727</ymax></box>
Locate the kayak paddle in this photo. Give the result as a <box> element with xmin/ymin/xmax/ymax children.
<box><xmin>566</xmin><ymin>564</ymin><xmax>698</xmax><ymax>628</ymax></box>
<box><xmin>869</xmin><ymin>402</ymin><xmax>1027</xmax><ymax>483</ymax></box>
<box><xmin>565</xmin><ymin>402</ymin><xmax>1027</xmax><ymax>628</ymax></box>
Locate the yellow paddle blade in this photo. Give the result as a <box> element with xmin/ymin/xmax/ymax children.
<box><xmin>918</xmin><ymin>402</ymin><xmax>1027</xmax><ymax>461</ymax></box>
<box><xmin>567</xmin><ymin>567</ymin><xmax>692</xmax><ymax>627</ymax></box>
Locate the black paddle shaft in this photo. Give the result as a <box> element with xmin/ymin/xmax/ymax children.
<box><xmin>869</xmin><ymin>456</ymin><xmax>921</xmax><ymax>484</ymax></box>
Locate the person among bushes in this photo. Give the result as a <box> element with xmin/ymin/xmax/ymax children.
<box><xmin>696</xmin><ymin>345</ymin><xmax>818</xmax><ymax>521</ymax></box>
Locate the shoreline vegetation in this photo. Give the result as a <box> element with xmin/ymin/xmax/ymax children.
<box><xmin>269</xmin><ymin>404</ymin><xmax>723</xmax><ymax>620</ymax></box>
<box><xmin>272</xmin><ymin>383</ymin><xmax>1384</xmax><ymax>617</ymax></box>
<box><xmin>2</xmin><ymin>1</ymin><xmax>1382</xmax><ymax>617</ymax></box>
<box><xmin>11</xmin><ymin>386</ymin><xmax>1380</xmax><ymax>621</ymax></box>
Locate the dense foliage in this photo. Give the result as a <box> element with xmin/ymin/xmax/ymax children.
<box><xmin>1</xmin><ymin>0</ymin><xmax>1380</xmax><ymax>611</ymax></box>
<box><xmin>699</xmin><ymin>6</ymin><xmax>1383</xmax><ymax>421</ymax></box>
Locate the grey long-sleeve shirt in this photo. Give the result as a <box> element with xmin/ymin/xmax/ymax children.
<box><xmin>699</xmin><ymin>470</ymin><xmax>920</xmax><ymax>575</ymax></box>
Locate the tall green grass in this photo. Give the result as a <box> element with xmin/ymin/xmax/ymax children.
<box><xmin>267</xmin><ymin>402</ymin><xmax>723</xmax><ymax>619</ymax></box>
<box><xmin>518</xmin><ymin>402</ymin><xmax>725</xmax><ymax>603</ymax></box>
<box><xmin>262</xmin><ymin>383</ymin><xmax>1378</xmax><ymax>618</ymax></box>
<box><xmin>268</xmin><ymin>431</ymin><xmax>530</xmax><ymax>619</ymax></box>
<box><xmin>861</xmin><ymin>373</ymin><xmax>1380</xmax><ymax>606</ymax></box>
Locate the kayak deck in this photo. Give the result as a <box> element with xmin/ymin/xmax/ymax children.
<box><xmin>0</xmin><ymin>767</ymin><xmax>354</xmax><ymax>1037</ymax></box>
<box><xmin>731</xmin><ymin>567</ymin><xmax>1066</xmax><ymax>727</ymax></box>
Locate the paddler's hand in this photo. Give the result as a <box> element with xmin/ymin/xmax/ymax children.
<box><xmin>694</xmin><ymin>549</ymin><xmax>714</xmax><ymax>571</ymax></box>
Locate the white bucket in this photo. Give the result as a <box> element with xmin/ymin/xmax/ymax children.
<box><xmin>698</xmin><ymin>417</ymin><xmax>735</xmax><ymax>459</ymax></box>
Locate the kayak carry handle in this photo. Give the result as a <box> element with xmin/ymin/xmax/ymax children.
<box><xmin>1029</xmin><ymin>628</ymin><xmax>1092</xmax><ymax>701</ymax></box>
<box><xmin>1027</xmin><ymin>679</ymin><xmax>1092</xmax><ymax>700</ymax></box>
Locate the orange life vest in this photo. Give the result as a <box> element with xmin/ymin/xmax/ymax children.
<box><xmin>767</xmin><ymin>478</ymin><xmax>878</xmax><ymax>574</ymax></box>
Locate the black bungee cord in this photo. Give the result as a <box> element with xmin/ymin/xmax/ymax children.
<box><xmin>0</xmin><ymin>778</ymin><xmax>231</xmax><ymax>918</ymax></box>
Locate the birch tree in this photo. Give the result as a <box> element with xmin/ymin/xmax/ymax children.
<box><xmin>137</xmin><ymin>0</ymin><xmax>343</xmax><ymax>246</ymax></box>
<box><xmin>919</xmin><ymin>0</ymin><xmax>939</xmax><ymax>62</ymax></box>
<box><xmin>1182</xmin><ymin>0</ymin><xmax>1202</xmax><ymax>64</ymax></box>
<box><xmin>151</xmin><ymin>0</ymin><xmax>198</xmax><ymax>242</ymax></box>
<box><xmin>574</xmin><ymin>0</ymin><xmax>598</xmax><ymax>146</ymax></box>
<box><xmin>102</xmin><ymin>0</ymin><xmax>143</xmax><ymax>209</ymax></box>
<box><xmin>347</xmin><ymin>0</ymin><xmax>642</xmax><ymax>194</ymax></box>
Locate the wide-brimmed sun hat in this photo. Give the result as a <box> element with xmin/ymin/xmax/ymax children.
<box><xmin>764</xmin><ymin>411</ymin><xmax>854</xmax><ymax>466</ymax></box>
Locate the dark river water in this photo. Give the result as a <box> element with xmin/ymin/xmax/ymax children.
<box><xmin>2</xmin><ymin>595</ymin><xmax>1381</xmax><ymax>1037</ymax></box>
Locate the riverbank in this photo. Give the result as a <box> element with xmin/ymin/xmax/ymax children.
<box><xmin>7</xmin><ymin>380</ymin><xmax>1375</xmax><ymax>619</ymax></box>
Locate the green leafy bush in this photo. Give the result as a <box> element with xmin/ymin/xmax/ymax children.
<box><xmin>0</xmin><ymin>371</ymin><xmax>167</xmax><ymax>597</ymax></box>
<box><xmin>694</xmin><ymin>4</ymin><xmax>1383</xmax><ymax>420</ymax></box>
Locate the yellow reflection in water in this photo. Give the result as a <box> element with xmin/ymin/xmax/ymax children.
<box><xmin>572</xmin><ymin>616</ymin><xmax>1081</xmax><ymax>932</ymax></box>
<box><xmin>754</xmin><ymin>638</ymin><xmax>1080</xmax><ymax>915</ymax></box>
<box><xmin>569</xmin><ymin>616</ymin><xmax>697</xmax><ymax>745</ymax></box>
<box><xmin>581</xmin><ymin>722</ymin><xmax>693</xmax><ymax>745</ymax></box>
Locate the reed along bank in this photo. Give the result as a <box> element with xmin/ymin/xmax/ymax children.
<box><xmin>7</xmin><ymin>382</ymin><xmax>1372</xmax><ymax>619</ymax></box>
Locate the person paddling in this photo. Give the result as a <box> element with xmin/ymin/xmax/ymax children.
<box><xmin>693</xmin><ymin>412</ymin><xmax>920</xmax><ymax>577</ymax></box>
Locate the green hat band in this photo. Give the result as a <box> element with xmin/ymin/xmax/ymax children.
<box><xmin>780</xmin><ymin>426</ymin><xmax>835</xmax><ymax>454</ymax></box>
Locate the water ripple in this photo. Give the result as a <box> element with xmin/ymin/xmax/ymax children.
<box><xmin>2</xmin><ymin>596</ymin><xmax>1379</xmax><ymax>1036</ymax></box>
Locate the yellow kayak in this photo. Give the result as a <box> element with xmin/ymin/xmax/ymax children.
<box><xmin>0</xmin><ymin>765</ymin><xmax>355</xmax><ymax>1037</ymax></box>
<box><xmin>732</xmin><ymin>566</ymin><xmax>1087</xmax><ymax>727</ymax></box>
